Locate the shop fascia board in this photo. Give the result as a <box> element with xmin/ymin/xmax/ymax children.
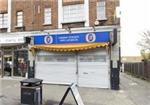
<box><xmin>0</xmin><ymin>32</ymin><xmax>36</xmax><ymax>37</ymax></box>
<box><xmin>0</xmin><ymin>36</ymin><xmax>25</xmax><ymax>45</ymax></box>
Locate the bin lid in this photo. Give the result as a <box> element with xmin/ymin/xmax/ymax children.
<box><xmin>20</xmin><ymin>78</ymin><xmax>43</xmax><ymax>84</ymax></box>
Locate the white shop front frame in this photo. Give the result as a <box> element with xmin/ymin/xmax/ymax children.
<box><xmin>0</xmin><ymin>36</ymin><xmax>28</xmax><ymax>78</ymax></box>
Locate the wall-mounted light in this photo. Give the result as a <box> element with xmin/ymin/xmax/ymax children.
<box><xmin>65</xmin><ymin>26</ymin><xmax>71</xmax><ymax>33</ymax></box>
<box><xmin>92</xmin><ymin>26</ymin><xmax>96</xmax><ymax>32</ymax></box>
<box><xmin>94</xmin><ymin>20</ymin><xmax>100</xmax><ymax>26</ymax></box>
<box><xmin>43</xmin><ymin>31</ymin><xmax>50</xmax><ymax>35</ymax></box>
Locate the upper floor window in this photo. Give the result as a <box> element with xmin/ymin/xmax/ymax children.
<box><xmin>44</xmin><ymin>8</ymin><xmax>52</xmax><ymax>25</ymax></box>
<box><xmin>17</xmin><ymin>11</ymin><xmax>23</xmax><ymax>27</ymax></box>
<box><xmin>0</xmin><ymin>13</ymin><xmax>8</xmax><ymax>28</ymax></box>
<box><xmin>62</xmin><ymin>4</ymin><xmax>85</xmax><ymax>23</ymax></box>
<box><xmin>97</xmin><ymin>1</ymin><xmax>107</xmax><ymax>20</ymax></box>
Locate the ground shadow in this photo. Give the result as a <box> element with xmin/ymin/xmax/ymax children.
<box><xmin>44</xmin><ymin>99</ymin><xmax>74</xmax><ymax>105</ymax></box>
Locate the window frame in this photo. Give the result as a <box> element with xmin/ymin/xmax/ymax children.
<box><xmin>43</xmin><ymin>8</ymin><xmax>52</xmax><ymax>25</ymax></box>
<box><xmin>16</xmin><ymin>11</ymin><xmax>23</xmax><ymax>27</ymax></box>
<box><xmin>96</xmin><ymin>1</ymin><xmax>107</xmax><ymax>21</ymax></box>
<box><xmin>0</xmin><ymin>13</ymin><xmax>8</xmax><ymax>29</ymax></box>
<box><xmin>62</xmin><ymin>4</ymin><xmax>85</xmax><ymax>23</ymax></box>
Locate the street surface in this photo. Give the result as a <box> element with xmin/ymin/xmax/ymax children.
<box><xmin>0</xmin><ymin>73</ymin><xmax>150</xmax><ymax>105</ymax></box>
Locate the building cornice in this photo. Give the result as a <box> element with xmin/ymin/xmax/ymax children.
<box><xmin>0</xmin><ymin>25</ymin><xmax>120</xmax><ymax>37</ymax></box>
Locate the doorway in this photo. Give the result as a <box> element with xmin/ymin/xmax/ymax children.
<box><xmin>2</xmin><ymin>50</ymin><xmax>28</xmax><ymax>77</ymax></box>
<box><xmin>3</xmin><ymin>55</ymin><xmax>13</xmax><ymax>76</ymax></box>
<box><xmin>13</xmin><ymin>50</ymin><xmax>28</xmax><ymax>77</ymax></box>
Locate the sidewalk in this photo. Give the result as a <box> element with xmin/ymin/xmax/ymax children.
<box><xmin>0</xmin><ymin>73</ymin><xmax>150</xmax><ymax>105</ymax></box>
<box><xmin>120</xmin><ymin>73</ymin><xmax>150</xmax><ymax>105</ymax></box>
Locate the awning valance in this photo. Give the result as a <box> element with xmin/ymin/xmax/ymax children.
<box><xmin>30</xmin><ymin>43</ymin><xmax>109</xmax><ymax>52</ymax></box>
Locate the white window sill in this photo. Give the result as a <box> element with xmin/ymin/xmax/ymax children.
<box><xmin>96</xmin><ymin>18</ymin><xmax>107</xmax><ymax>21</ymax></box>
<box><xmin>0</xmin><ymin>27</ymin><xmax>8</xmax><ymax>29</ymax></box>
<box><xmin>61</xmin><ymin>20</ymin><xmax>85</xmax><ymax>24</ymax></box>
<box><xmin>43</xmin><ymin>23</ymin><xmax>52</xmax><ymax>26</ymax></box>
<box><xmin>15</xmin><ymin>26</ymin><xmax>24</xmax><ymax>28</ymax></box>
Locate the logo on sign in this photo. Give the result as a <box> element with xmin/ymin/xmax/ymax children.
<box><xmin>86</xmin><ymin>33</ymin><xmax>96</xmax><ymax>43</ymax></box>
<box><xmin>44</xmin><ymin>35</ymin><xmax>53</xmax><ymax>44</ymax></box>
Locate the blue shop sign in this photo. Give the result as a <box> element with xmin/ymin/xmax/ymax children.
<box><xmin>34</xmin><ymin>32</ymin><xmax>110</xmax><ymax>45</ymax></box>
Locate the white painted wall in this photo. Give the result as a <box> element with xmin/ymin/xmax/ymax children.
<box><xmin>58</xmin><ymin>0</ymin><xmax>63</xmax><ymax>28</ymax></box>
<box><xmin>8</xmin><ymin>0</ymin><xmax>12</xmax><ymax>32</ymax></box>
<box><xmin>84</xmin><ymin>0</ymin><xmax>89</xmax><ymax>27</ymax></box>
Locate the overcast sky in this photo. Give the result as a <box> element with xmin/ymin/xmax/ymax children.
<box><xmin>120</xmin><ymin>0</ymin><xmax>150</xmax><ymax>56</ymax></box>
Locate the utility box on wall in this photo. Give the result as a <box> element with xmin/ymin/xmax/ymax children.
<box><xmin>110</xmin><ymin>61</ymin><xmax>120</xmax><ymax>90</ymax></box>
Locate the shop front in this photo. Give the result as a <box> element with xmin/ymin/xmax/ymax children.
<box><xmin>0</xmin><ymin>36</ymin><xmax>28</xmax><ymax>78</ymax></box>
<box><xmin>31</xmin><ymin>31</ymin><xmax>112</xmax><ymax>88</ymax></box>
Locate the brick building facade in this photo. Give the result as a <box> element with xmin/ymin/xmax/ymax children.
<box><xmin>11</xmin><ymin>0</ymin><xmax>58</xmax><ymax>32</ymax></box>
<box><xmin>0</xmin><ymin>0</ymin><xmax>120</xmax><ymax>89</ymax></box>
<box><xmin>0</xmin><ymin>0</ymin><xmax>7</xmax><ymax>11</ymax></box>
<box><xmin>0</xmin><ymin>0</ymin><xmax>119</xmax><ymax>32</ymax></box>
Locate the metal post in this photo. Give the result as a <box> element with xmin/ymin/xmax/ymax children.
<box><xmin>76</xmin><ymin>52</ymin><xmax>79</xmax><ymax>84</ymax></box>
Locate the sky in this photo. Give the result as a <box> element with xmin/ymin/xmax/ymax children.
<box><xmin>120</xmin><ymin>0</ymin><xmax>150</xmax><ymax>56</ymax></box>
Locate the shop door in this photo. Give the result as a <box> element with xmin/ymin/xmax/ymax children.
<box><xmin>13</xmin><ymin>50</ymin><xmax>28</xmax><ymax>77</ymax></box>
<box><xmin>35</xmin><ymin>51</ymin><xmax>77</xmax><ymax>84</ymax></box>
<box><xmin>78</xmin><ymin>49</ymin><xmax>110</xmax><ymax>88</ymax></box>
<box><xmin>3</xmin><ymin>55</ymin><xmax>13</xmax><ymax>76</ymax></box>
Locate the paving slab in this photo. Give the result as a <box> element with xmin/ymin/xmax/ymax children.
<box><xmin>0</xmin><ymin>73</ymin><xmax>149</xmax><ymax>105</ymax></box>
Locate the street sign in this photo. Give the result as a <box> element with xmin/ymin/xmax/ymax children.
<box><xmin>59</xmin><ymin>83</ymin><xmax>84</xmax><ymax>105</ymax></box>
<box><xmin>70</xmin><ymin>83</ymin><xmax>84</xmax><ymax>105</ymax></box>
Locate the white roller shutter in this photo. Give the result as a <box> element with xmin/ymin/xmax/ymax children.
<box><xmin>35</xmin><ymin>51</ymin><xmax>77</xmax><ymax>84</ymax></box>
<box><xmin>78</xmin><ymin>49</ymin><xmax>110</xmax><ymax>88</ymax></box>
<box><xmin>35</xmin><ymin>48</ymin><xmax>110</xmax><ymax>88</ymax></box>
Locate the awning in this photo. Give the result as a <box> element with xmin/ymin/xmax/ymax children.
<box><xmin>30</xmin><ymin>43</ymin><xmax>109</xmax><ymax>53</ymax></box>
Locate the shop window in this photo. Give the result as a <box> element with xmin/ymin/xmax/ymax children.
<box><xmin>44</xmin><ymin>8</ymin><xmax>52</xmax><ymax>25</ymax></box>
<box><xmin>13</xmin><ymin>50</ymin><xmax>28</xmax><ymax>77</ymax></box>
<box><xmin>0</xmin><ymin>13</ymin><xmax>8</xmax><ymax>28</ymax></box>
<box><xmin>62</xmin><ymin>4</ymin><xmax>85</xmax><ymax>23</ymax></box>
<box><xmin>97</xmin><ymin>1</ymin><xmax>107</xmax><ymax>20</ymax></box>
<box><xmin>4</xmin><ymin>56</ymin><xmax>12</xmax><ymax>76</ymax></box>
<box><xmin>16</xmin><ymin>11</ymin><xmax>23</xmax><ymax>27</ymax></box>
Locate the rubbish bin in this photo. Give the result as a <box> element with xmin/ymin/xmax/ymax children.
<box><xmin>20</xmin><ymin>78</ymin><xmax>43</xmax><ymax>105</ymax></box>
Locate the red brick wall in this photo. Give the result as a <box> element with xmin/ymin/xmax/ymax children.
<box><xmin>11</xmin><ymin>0</ymin><xmax>58</xmax><ymax>32</ymax></box>
<box><xmin>0</xmin><ymin>0</ymin><xmax>7</xmax><ymax>12</ymax></box>
<box><xmin>0</xmin><ymin>0</ymin><xmax>8</xmax><ymax>33</ymax></box>
<box><xmin>89</xmin><ymin>0</ymin><xmax>117</xmax><ymax>26</ymax></box>
<box><xmin>10</xmin><ymin>0</ymin><xmax>119</xmax><ymax>32</ymax></box>
<box><xmin>106</xmin><ymin>0</ymin><xmax>116</xmax><ymax>25</ymax></box>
